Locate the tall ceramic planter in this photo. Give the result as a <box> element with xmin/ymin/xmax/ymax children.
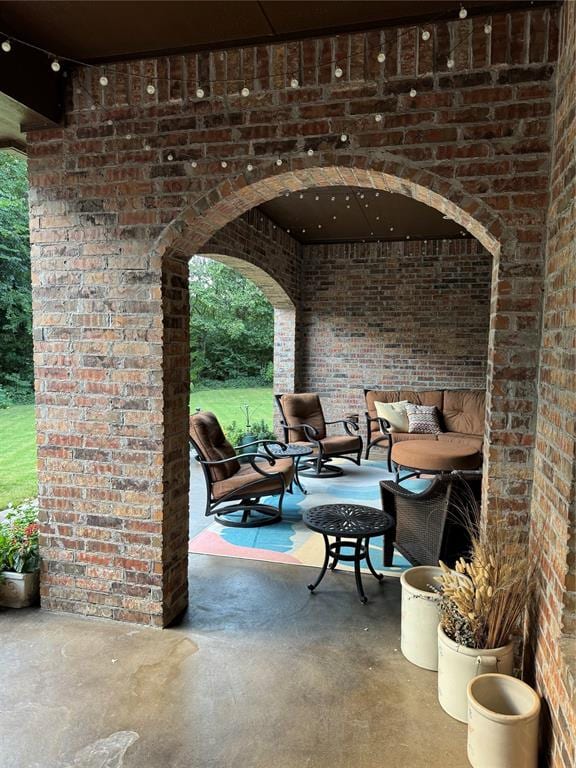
<box><xmin>437</xmin><ymin>625</ymin><xmax>514</xmax><ymax>722</ymax></box>
<box><xmin>0</xmin><ymin>570</ymin><xmax>39</xmax><ymax>608</ymax></box>
<box><xmin>400</xmin><ymin>566</ymin><xmax>442</xmax><ymax>671</ymax></box>
<box><xmin>467</xmin><ymin>674</ymin><xmax>540</xmax><ymax>768</ymax></box>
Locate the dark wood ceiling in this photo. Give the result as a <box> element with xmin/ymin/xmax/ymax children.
<box><xmin>0</xmin><ymin>0</ymin><xmax>555</xmax><ymax>63</ymax></box>
<box><xmin>259</xmin><ymin>186</ymin><xmax>468</xmax><ymax>244</ymax></box>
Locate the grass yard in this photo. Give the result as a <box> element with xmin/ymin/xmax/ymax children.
<box><xmin>190</xmin><ymin>386</ymin><xmax>273</xmax><ymax>430</ymax></box>
<box><xmin>0</xmin><ymin>404</ymin><xmax>37</xmax><ymax>508</ymax></box>
<box><xmin>0</xmin><ymin>387</ymin><xmax>274</xmax><ymax>507</ymax></box>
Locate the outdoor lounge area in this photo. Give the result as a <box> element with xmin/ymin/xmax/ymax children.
<box><xmin>0</xmin><ymin>1</ymin><xmax>574</xmax><ymax>767</ymax></box>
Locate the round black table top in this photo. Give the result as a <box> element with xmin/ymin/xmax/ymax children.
<box><xmin>264</xmin><ymin>442</ymin><xmax>314</xmax><ymax>457</ymax></box>
<box><xmin>303</xmin><ymin>504</ymin><xmax>393</xmax><ymax>537</ymax></box>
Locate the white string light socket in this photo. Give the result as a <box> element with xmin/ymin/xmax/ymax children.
<box><xmin>375</xmin><ymin>113</ymin><xmax>383</xmax><ymax>123</ymax></box>
<box><xmin>409</xmin><ymin>88</ymin><xmax>417</xmax><ymax>98</ymax></box>
<box><xmin>307</xmin><ymin>148</ymin><xmax>314</xmax><ymax>156</ymax></box>
<box><xmin>1</xmin><ymin>40</ymin><xmax>11</xmax><ymax>53</ymax></box>
<box><xmin>340</xmin><ymin>134</ymin><xmax>348</xmax><ymax>142</ymax></box>
<box><xmin>276</xmin><ymin>158</ymin><xmax>283</xmax><ymax>166</ymax></box>
<box><xmin>421</xmin><ymin>30</ymin><xmax>430</xmax><ymax>41</ymax></box>
<box><xmin>221</xmin><ymin>160</ymin><xmax>227</xmax><ymax>168</ymax></box>
<box><xmin>167</xmin><ymin>153</ymin><xmax>173</xmax><ymax>160</ymax></box>
<box><xmin>196</xmin><ymin>87</ymin><xmax>205</xmax><ymax>99</ymax></box>
<box><xmin>99</xmin><ymin>76</ymin><xmax>108</xmax><ymax>86</ymax></box>
<box><xmin>246</xmin><ymin>163</ymin><xmax>253</xmax><ymax>172</ymax></box>
<box><xmin>484</xmin><ymin>23</ymin><xmax>492</xmax><ymax>34</ymax></box>
<box><xmin>447</xmin><ymin>58</ymin><xmax>455</xmax><ymax>69</ymax></box>
<box><xmin>290</xmin><ymin>78</ymin><xmax>299</xmax><ymax>88</ymax></box>
<box><xmin>191</xmin><ymin>160</ymin><xmax>198</xmax><ymax>168</ymax></box>
<box><xmin>377</xmin><ymin>52</ymin><xmax>386</xmax><ymax>63</ymax></box>
<box><xmin>241</xmin><ymin>86</ymin><xmax>250</xmax><ymax>97</ymax></box>
<box><xmin>146</xmin><ymin>84</ymin><xmax>156</xmax><ymax>94</ymax></box>
<box><xmin>51</xmin><ymin>59</ymin><xmax>61</xmax><ymax>72</ymax></box>
<box><xmin>459</xmin><ymin>6</ymin><xmax>468</xmax><ymax>19</ymax></box>
<box><xmin>334</xmin><ymin>66</ymin><xmax>343</xmax><ymax>78</ymax></box>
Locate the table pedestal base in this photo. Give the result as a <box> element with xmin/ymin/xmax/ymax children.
<box><xmin>307</xmin><ymin>534</ymin><xmax>383</xmax><ymax>604</ymax></box>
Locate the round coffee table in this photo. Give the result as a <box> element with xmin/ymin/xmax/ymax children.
<box><xmin>303</xmin><ymin>504</ymin><xmax>394</xmax><ymax>604</ymax></box>
<box><xmin>262</xmin><ymin>443</ymin><xmax>313</xmax><ymax>494</ymax></box>
<box><xmin>391</xmin><ymin>440</ymin><xmax>482</xmax><ymax>479</ymax></box>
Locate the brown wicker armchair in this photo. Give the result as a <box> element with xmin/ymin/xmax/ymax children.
<box><xmin>380</xmin><ymin>472</ymin><xmax>481</xmax><ymax>567</ymax></box>
<box><xmin>275</xmin><ymin>393</ymin><xmax>363</xmax><ymax>477</ymax></box>
<box><xmin>190</xmin><ymin>411</ymin><xmax>294</xmax><ymax>528</ymax></box>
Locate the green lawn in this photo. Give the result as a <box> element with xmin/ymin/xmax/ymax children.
<box><xmin>0</xmin><ymin>387</ymin><xmax>274</xmax><ymax>508</ymax></box>
<box><xmin>190</xmin><ymin>386</ymin><xmax>273</xmax><ymax>430</ymax></box>
<box><xmin>0</xmin><ymin>404</ymin><xmax>38</xmax><ymax>508</ymax></box>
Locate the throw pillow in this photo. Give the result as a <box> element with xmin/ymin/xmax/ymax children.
<box><xmin>406</xmin><ymin>404</ymin><xmax>441</xmax><ymax>435</ymax></box>
<box><xmin>374</xmin><ymin>400</ymin><xmax>410</xmax><ymax>433</ymax></box>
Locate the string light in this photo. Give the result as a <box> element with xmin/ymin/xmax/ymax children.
<box><xmin>99</xmin><ymin>76</ymin><xmax>108</xmax><ymax>86</ymax></box>
<box><xmin>146</xmin><ymin>84</ymin><xmax>155</xmax><ymax>94</ymax></box>
<box><xmin>318</xmin><ymin>224</ymin><xmax>322</xmax><ymax>229</ymax></box>
<box><xmin>290</xmin><ymin>78</ymin><xmax>299</xmax><ymax>88</ymax></box>
<box><xmin>307</xmin><ymin>148</ymin><xmax>314</xmax><ymax>156</ymax></box>
<box><xmin>196</xmin><ymin>87</ymin><xmax>205</xmax><ymax>99</ymax></box>
<box><xmin>1</xmin><ymin>40</ymin><xmax>11</xmax><ymax>53</ymax></box>
<box><xmin>334</xmin><ymin>66</ymin><xmax>343</xmax><ymax>78</ymax></box>
<box><xmin>409</xmin><ymin>88</ymin><xmax>417</xmax><ymax>98</ymax></box>
<box><xmin>246</xmin><ymin>163</ymin><xmax>253</xmax><ymax>172</ymax></box>
<box><xmin>447</xmin><ymin>58</ymin><xmax>455</xmax><ymax>69</ymax></box>
<box><xmin>340</xmin><ymin>133</ymin><xmax>348</xmax><ymax>142</ymax></box>
<box><xmin>377</xmin><ymin>52</ymin><xmax>386</xmax><ymax>63</ymax></box>
<box><xmin>241</xmin><ymin>86</ymin><xmax>250</xmax><ymax>97</ymax></box>
<box><xmin>484</xmin><ymin>23</ymin><xmax>492</xmax><ymax>34</ymax></box>
<box><xmin>51</xmin><ymin>59</ymin><xmax>61</xmax><ymax>72</ymax></box>
<box><xmin>421</xmin><ymin>30</ymin><xmax>430</xmax><ymax>41</ymax></box>
<box><xmin>276</xmin><ymin>158</ymin><xmax>283</xmax><ymax>166</ymax></box>
<box><xmin>167</xmin><ymin>153</ymin><xmax>173</xmax><ymax>160</ymax></box>
<box><xmin>191</xmin><ymin>160</ymin><xmax>198</xmax><ymax>168</ymax></box>
<box><xmin>315</xmin><ymin>195</ymin><xmax>320</xmax><ymax>201</ymax></box>
<box><xmin>375</xmin><ymin>113</ymin><xmax>383</xmax><ymax>123</ymax></box>
<box><xmin>221</xmin><ymin>160</ymin><xmax>227</xmax><ymax>168</ymax></box>
<box><xmin>459</xmin><ymin>6</ymin><xmax>468</xmax><ymax>19</ymax></box>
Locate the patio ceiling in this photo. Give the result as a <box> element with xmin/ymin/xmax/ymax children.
<box><xmin>259</xmin><ymin>186</ymin><xmax>468</xmax><ymax>244</ymax></box>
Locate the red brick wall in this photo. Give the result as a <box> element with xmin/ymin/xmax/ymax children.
<box><xmin>27</xmin><ymin>7</ymin><xmax>558</xmax><ymax>625</ymax></box>
<box><xmin>528</xmin><ymin>3</ymin><xmax>576</xmax><ymax>767</ymax></box>
<box><xmin>300</xmin><ymin>238</ymin><xmax>491</xmax><ymax>419</ymax></box>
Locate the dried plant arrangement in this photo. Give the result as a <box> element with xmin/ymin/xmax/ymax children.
<box><xmin>435</xmin><ymin>515</ymin><xmax>535</xmax><ymax>650</ymax></box>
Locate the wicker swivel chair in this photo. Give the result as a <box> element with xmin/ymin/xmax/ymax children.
<box><xmin>380</xmin><ymin>472</ymin><xmax>480</xmax><ymax>567</ymax></box>
<box><xmin>275</xmin><ymin>393</ymin><xmax>362</xmax><ymax>477</ymax></box>
<box><xmin>190</xmin><ymin>411</ymin><xmax>294</xmax><ymax>527</ymax></box>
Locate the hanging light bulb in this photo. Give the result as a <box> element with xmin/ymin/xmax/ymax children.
<box><xmin>146</xmin><ymin>84</ymin><xmax>156</xmax><ymax>94</ymax></box>
<box><xmin>290</xmin><ymin>78</ymin><xmax>299</xmax><ymax>88</ymax></box>
<box><xmin>377</xmin><ymin>51</ymin><xmax>386</xmax><ymax>63</ymax></box>
<box><xmin>276</xmin><ymin>158</ymin><xmax>283</xmax><ymax>166</ymax></box>
<box><xmin>51</xmin><ymin>59</ymin><xmax>61</xmax><ymax>72</ymax></box>
<box><xmin>421</xmin><ymin>30</ymin><xmax>430</xmax><ymax>41</ymax></box>
<box><xmin>191</xmin><ymin>160</ymin><xmax>198</xmax><ymax>168</ymax></box>
<box><xmin>447</xmin><ymin>58</ymin><xmax>455</xmax><ymax>69</ymax></box>
<box><xmin>125</xmin><ymin>133</ymin><xmax>132</xmax><ymax>139</ymax></box>
<box><xmin>221</xmin><ymin>160</ymin><xmax>227</xmax><ymax>168</ymax></box>
<box><xmin>241</xmin><ymin>86</ymin><xmax>250</xmax><ymax>97</ymax></box>
<box><xmin>459</xmin><ymin>6</ymin><xmax>468</xmax><ymax>19</ymax></box>
<box><xmin>331</xmin><ymin>196</ymin><xmax>336</xmax><ymax>201</ymax></box>
<box><xmin>334</xmin><ymin>66</ymin><xmax>343</xmax><ymax>78</ymax></box>
<box><xmin>144</xmin><ymin>143</ymin><xmax>151</xmax><ymax>150</ymax></box>
<box><xmin>376</xmin><ymin>215</ymin><xmax>380</xmax><ymax>221</ymax></box>
<box><xmin>196</xmin><ymin>87</ymin><xmax>205</xmax><ymax>99</ymax></box>
<box><xmin>375</xmin><ymin>113</ymin><xmax>383</xmax><ymax>123</ymax></box>
<box><xmin>389</xmin><ymin>226</ymin><xmax>394</xmax><ymax>232</ymax></box>
<box><xmin>345</xmin><ymin>195</ymin><xmax>350</xmax><ymax>201</ymax></box>
<box><xmin>302</xmin><ymin>228</ymin><xmax>306</xmax><ymax>233</ymax></box>
<box><xmin>1</xmin><ymin>40</ymin><xmax>11</xmax><ymax>53</ymax></box>
<box><xmin>332</xmin><ymin>215</ymin><xmax>337</xmax><ymax>220</ymax></box>
<box><xmin>340</xmin><ymin>134</ymin><xmax>348</xmax><ymax>142</ymax></box>
<box><xmin>375</xmin><ymin>192</ymin><xmax>380</xmax><ymax>197</ymax></box>
<box><xmin>107</xmin><ymin>119</ymin><xmax>113</xmax><ymax>126</ymax></box>
<box><xmin>315</xmin><ymin>195</ymin><xmax>320</xmax><ymax>201</ymax></box>
<box><xmin>307</xmin><ymin>148</ymin><xmax>314</xmax><ymax>156</ymax></box>
<box><xmin>409</xmin><ymin>88</ymin><xmax>417</xmax><ymax>98</ymax></box>
<box><xmin>99</xmin><ymin>75</ymin><xmax>108</xmax><ymax>87</ymax></box>
<box><xmin>299</xmin><ymin>193</ymin><xmax>304</xmax><ymax>199</ymax></box>
<box><xmin>317</xmin><ymin>224</ymin><xmax>322</xmax><ymax>229</ymax></box>
<box><xmin>167</xmin><ymin>153</ymin><xmax>174</xmax><ymax>161</ymax></box>
<box><xmin>246</xmin><ymin>163</ymin><xmax>253</xmax><ymax>172</ymax></box>
<box><xmin>484</xmin><ymin>22</ymin><xmax>492</xmax><ymax>34</ymax></box>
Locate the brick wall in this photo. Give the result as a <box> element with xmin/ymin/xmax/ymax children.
<box><xmin>300</xmin><ymin>238</ymin><xmax>491</xmax><ymax>419</ymax></box>
<box><xmin>528</xmin><ymin>3</ymin><xmax>576</xmax><ymax>767</ymax></box>
<box><xmin>27</xmin><ymin>7</ymin><xmax>558</xmax><ymax>625</ymax></box>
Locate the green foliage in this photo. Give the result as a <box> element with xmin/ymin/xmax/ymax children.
<box><xmin>225</xmin><ymin>419</ymin><xmax>276</xmax><ymax>447</ymax></box>
<box><xmin>0</xmin><ymin>385</ymin><xmax>11</xmax><ymax>409</ymax></box>
<box><xmin>0</xmin><ymin>499</ymin><xmax>39</xmax><ymax>573</ymax></box>
<box><xmin>193</xmin><ymin>375</ymin><xmax>270</xmax><ymax>391</ymax></box>
<box><xmin>190</xmin><ymin>258</ymin><xmax>273</xmax><ymax>384</ymax></box>
<box><xmin>0</xmin><ymin>153</ymin><xmax>33</xmax><ymax>400</ymax></box>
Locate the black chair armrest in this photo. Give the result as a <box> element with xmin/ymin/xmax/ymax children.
<box><xmin>195</xmin><ymin>452</ymin><xmax>277</xmax><ymax>468</ymax></box>
<box><xmin>325</xmin><ymin>418</ymin><xmax>360</xmax><ymax>436</ymax></box>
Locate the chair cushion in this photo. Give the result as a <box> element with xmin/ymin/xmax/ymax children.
<box><xmin>280</xmin><ymin>393</ymin><xmax>327</xmax><ymax>442</ymax></box>
<box><xmin>399</xmin><ymin>390</ymin><xmax>444</xmax><ymax>411</ymax></box>
<box><xmin>443</xmin><ymin>390</ymin><xmax>485</xmax><ymax>436</ymax></box>
<box><xmin>391</xmin><ymin>440</ymin><xmax>482</xmax><ymax>472</ymax></box>
<box><xmin>374</xmin><ymin>400</ymin><xmax>410</xmax><ymax>432</ymax></box>
<box><xmin>190</xmin><ymin>411</ymin><xmax>239</xmax><ymax>482</ymax></box>
<box><xmin>406</xmin><ymin>404</ymin><xmax>442</xmax><ymax>435</ymax></box>
<box><xmin>365</xmin><ymin>390</ymin><xmax>400</xmax><ymax>419</ymax></box>
<box><xmin>212</xmin><ymin>457</ymin><xmax>294</xmax><ymax>501</ymax></box>
<box><xmin>437</xmin><ymin>432</ymin><xmax>483</xmax><ymax>451</ymax></box>
<box><xmin>320</xmin><ymin>434</ymin><xmax>362</xmax><ymax>455</ymax></box>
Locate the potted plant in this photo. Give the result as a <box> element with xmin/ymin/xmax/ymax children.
<box><xmin>0</xmin><ymin>500</ymin><xmax>40</xmax><ymax>608</ymax></box>
<box><xmin>434</xmin><ymin>515</ymin><xmax>534</xmax><ymax>723</ymax></box>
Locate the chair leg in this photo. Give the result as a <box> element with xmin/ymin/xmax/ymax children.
<box><xmin>383</xmin><ymin>530</ymin><xmax>395</xmax><ymax>567</ymax></box>
<box><xmin>365</xmin><ymin>443</ymin><xmax>371</xmax><ymax>460</ymax></box>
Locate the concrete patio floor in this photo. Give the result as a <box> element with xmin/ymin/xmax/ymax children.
<box><xmin>1</xmin><ymin>454</ymin><xmax>468</xmax><ymax>768</ymax></box>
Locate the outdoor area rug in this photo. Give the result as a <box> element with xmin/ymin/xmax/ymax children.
<box><xmin>189</xmin><ymin>459</ymin><xmax>430</xmax><ymax>577</ymax></box>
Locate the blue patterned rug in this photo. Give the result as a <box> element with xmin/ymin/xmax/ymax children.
<box><xmin>190</xmin><ymin>459</ymin><xmax>429</xmax><ymax>577</ymax></box>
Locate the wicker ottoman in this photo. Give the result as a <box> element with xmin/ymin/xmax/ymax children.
<box><xmin>391</xmin><ymin>440</ymin><xmax>482</xmax><ymax>476</ymax></box>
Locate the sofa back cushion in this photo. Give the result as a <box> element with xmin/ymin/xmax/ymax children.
<box><xmin>280</xmin><ymin>393</ymin><xmax>327</xmax><ymax>442</ymax></box>
<box><xmin>190</xmin><ymin>411</ymin><xmax>240</xmax><ymax>483</ymax></box>
<box><xmin>399</xmin><ymin>390</ymin><xmax>444</xmax><ymax>411</ymax></box>
<box><xmin>365</xmin><ymin>390</ymin><xmax>400</xmax><ymax>418</ymax></box>
<box><xmin>443</xmin><ymin>390</ymin><xmax>486</xmax><ymax>436</ymax></box>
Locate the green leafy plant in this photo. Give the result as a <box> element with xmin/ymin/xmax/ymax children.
<box><xmin>0</xmin><ymin>500</ymin><xmax>40</xmax><ymax>573</ymax></box>
<box><xmin>225</xmin><ymin>419</ymin><xmax>276</xmax><ymax>446</ymax></box>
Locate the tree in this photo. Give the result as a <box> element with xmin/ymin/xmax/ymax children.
<box><xmin>189</xmin><ymin>258</ymin><xmax>273</xmax><ymax>384</ymax></box>
<box><xmin>0</xmin><ymin>152</ymin><xmax>33</xmax><ymax>400</ymax></box>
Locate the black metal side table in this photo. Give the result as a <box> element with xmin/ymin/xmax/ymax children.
<box><xmin>263</xmin><ymin>443</ymin><xmax>314</xmax><ymax>494</ymax></box>
<box><xmin>303</xmin><ymin>504</ymin><xmax>394</xmax><ymax>603</ymax></box>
